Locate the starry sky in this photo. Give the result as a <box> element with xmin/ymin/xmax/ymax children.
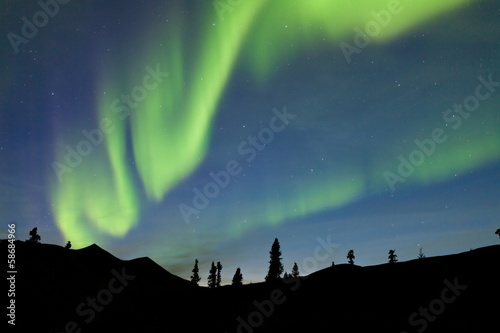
<box><xmin>1</xmin><ymin>0</ymin><xmax>499</xmax><ymax>285</ymax></box>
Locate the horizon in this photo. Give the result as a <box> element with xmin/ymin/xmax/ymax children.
<box><xmin>4</xmin><ymin>233</ymin><xmax>499</xmax><ymax>286</ymax></box>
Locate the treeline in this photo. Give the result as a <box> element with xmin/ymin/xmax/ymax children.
<box><xmin>186</xmin><ymin>228</ymin><xmax>500</xmax><ymax>287</ymax></box>
<box><xmin>190</xmin><ymin>238</ymin><xmax>289</xmax><ymax>287</ymax></box>
<box><xmin>190</xmin><ymin>239</ymin><xmax>411</xmax><ymax>287</ymax></box>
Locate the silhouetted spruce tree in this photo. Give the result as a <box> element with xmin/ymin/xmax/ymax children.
<box><xmin>418</xmin><ymin>247</ymin><xmax>425</xmax><ymax>259</ymax></box>
<box><xmin>190</xmin><ymin>259</ymin><xmax>201</xmax><ymax>286</ymax></box>
<box><xmin>232</xmin><ymin>268</ymin><xmax>243</xmax><ymax>286</ymax></box>
<box><xmin>283</xmin><ymin>272</ymin><xmax>290</xmax><ymax>279</ymax></box>
<box><xmin>64</xmin><ymin>241</ymin><xmax>71</xmax><ymax>249</ymax></box>
<box><xmin>216</xmin><ymin>261</ymin><xmax>222</xmax><ymax>287</ymax></box>
<box><xmin>291</xmin><ymin>262</ymin><xmax>299</xmax><ymax>278</ymax></box>
<box><xmin>27</xmin><ymin>227</ymin><xmax>41</xmax><ymax>243</ymax></box>
<box><xmin>347</xmin><ymin>250</ymin><xmax>355</xmax><ymax>265</ymax></box>
<box><xmin>265</xmin><ymin>238</ymin><xmax>284</xmax><ymax>282</ymax></box>
<box><xmin>495</xmin><ymin>229</ymin><xmax>500</xmax><ymax>239</ymax></box>
<box><xmin>207</xmin><ymin>262</ymin><xmax>217</xmax><ymax>288</ymax></box>
<box><xmin>388</xmin><ymin>249</ymin><xmax>398</xmax><ymax>263</ymax></box>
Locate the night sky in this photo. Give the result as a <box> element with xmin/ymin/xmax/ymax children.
<box><xmin>1</xmin><ymin>0</ymin><xmax>499</xmax><ymax>285</ymax></box>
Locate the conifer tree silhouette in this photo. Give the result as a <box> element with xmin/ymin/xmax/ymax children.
<box><xmin>232</xmin><ymin>267</ymin><xmax>243</xmax><ymax>286</ymax></box>
<box><xmin>27</xmin><ymin>227</ymin><xmax>41</xmax><ymax>243</ymax></box>
<box><xmin>388</xmin><ymin>249</ymin><xmax>398</xmax><ymax>263</ymax></box>
<box><xmin>208</xmin><ymin>261</ymin><xmax>217</xmax><ymax>288</ymax></box>
<box><xmin>347</xmin><ymin>250</ymin><xmax>355</xmax><ymax>265</ymax></box>
<box><xmin>291</xmin><ymin>262</ymin><xmax>300</xmax><ymax>277</ymax></box>
<box><xmin>216</xmin><ymin>261</ymin><xmax>222</xmax><ymax>287</ymax></box>
<box><xmin>265</xmin><ymin>238</ymin><xmax>284</xmax><ymax>282</ymax></box>
<box><xmin>190</xmin><ymin>259</ymin><xmax>201</xmax><ymax>286</ymax></box>
<box><xmin>495</xmin><ymin>228</ymin><xmax>500</xmax><ymax>239</ymax></box>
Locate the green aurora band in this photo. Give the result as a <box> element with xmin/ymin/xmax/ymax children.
<box><xmin>51</xmin><ymin>0</ymin><xmax>482</xmax><ymax>247</ymax></box>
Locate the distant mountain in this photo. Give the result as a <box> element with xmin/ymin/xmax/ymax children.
<box><xmin>3</xmin><ymin>240</ymin><xmax>499</xmax><ymax>332</ymax></box>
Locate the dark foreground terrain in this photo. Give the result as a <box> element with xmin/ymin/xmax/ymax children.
<box><xmin>3</xmin><ymin>240</ymin><xmax>499</xmax><ymax>332</ymax></box>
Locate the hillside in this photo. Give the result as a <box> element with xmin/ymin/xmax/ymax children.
<box><xmin>3</xmin><ymin>240</ymin><xmax>499</xmax><ymax>332</ymax></box>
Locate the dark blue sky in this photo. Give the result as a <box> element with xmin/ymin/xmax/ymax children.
<box><xmin>1</xmin><ymin>0</ymin><xmax>499</xmax><ymax>284</ymax></box>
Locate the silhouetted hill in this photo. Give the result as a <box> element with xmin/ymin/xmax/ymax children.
<box><xmin>4</xmin><ymin>241</ymin><xmax>196</xmax><ymax>332</ymax></box>
<box><xmin>3</xmin><ymin>240</ymin><xmax>498</xmax><ymax>332</ymax></box>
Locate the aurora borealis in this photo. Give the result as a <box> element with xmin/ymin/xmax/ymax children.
<box><xmin>1</xmin><ymin>0</ymin><xmax>500</xmax><ymax>283</ymax></box>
